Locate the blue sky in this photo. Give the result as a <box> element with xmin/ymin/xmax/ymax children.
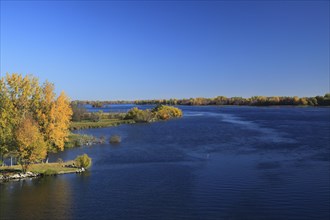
<box><xmin>1</xmin><ymin>0</ymin><xmax>329</xmax><ymax>100</ymax></box>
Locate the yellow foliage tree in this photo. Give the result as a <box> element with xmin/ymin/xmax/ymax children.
<box><xmin>16</xmin><ymin>116</ymin><xmax>47</xmax><ymax>173</ymax></box>
<box><xmin>0</xmin><ymin>73</ymin><xmax>72</xmax><ymax>165</ymax></box>
<box><xmin>0</xmin><ymin>78</ymin><xmax>16</xmax><ymax>161</ymax></box>
<box><xmin>36</xmin><ymin>83</ymin><xmax>73</xmax><ymax>160</ymax></box>
<box><xmin>50</xmin><ymin>91</ymin><xmax>73</xmax><ymax>152</ymax></box>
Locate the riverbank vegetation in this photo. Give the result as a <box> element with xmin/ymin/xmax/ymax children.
<box><xmin>0</xmin><ymin>161</ymin><xmax>77</xmax><ymax>177</ymax></box>
<box><xmin>124</xmin><ymin>105</ymin><xmax>183</xmax><ymax>122</ymax></box>
<box><xmin>75</xmin><ymin>154</ymin><xmax>92</xmax><ymax>169</ymax></box>
<box><xmin>70</xmin><ymin>118</ymin><xmax>135</xmax><ymax>130</ymax></box>
<box><xmin>64</xmin><ymin>133</ymin><xmax>105</xmax><ymax>148</ymax></box>
<box><xmin>0</xmin><ymin>154</ymin><xmax>92</xmax><ymax>181</ymax></box>
<box><xmin>133</xmin><ymin>94</ymin><xmax>330</xmax><ymax>106</ymax></box>
<box><xmin>70</xmin><ymin>103</ymin><xmax>135</xmax><ymax>129</ymax></box>
<box><xmin>72</xmin><ymin>100</ymin><xmax>132</xmax><ymax>108</ymax></box>
<box><xmin>74</xmin><ymin>94</ymin><xmax>330</xmax><ymax>107</ymax></box>
<box><xmin>0</xmin><ymin>72</ymin><xmax>184</xmax><ymax>171</ymax></box>
<box><xmin>70</xmin><ymin>104</ymin><xmax>183</xmax><ymax>129</ymax></box>
<box><xmin>0</xmin><ymin>73</ymin><xmax>72</xmax><ymax>172</ymax></box>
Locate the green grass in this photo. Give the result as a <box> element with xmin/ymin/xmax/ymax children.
<box><xmin>0</xmin><ymin>161</ymin><xmax>77</xmax><ymax>176</ymax></box>
<box><xmin>70</xmin><ymin>119</ymin><xmax>135</xmax><ymax>130</ymax></box>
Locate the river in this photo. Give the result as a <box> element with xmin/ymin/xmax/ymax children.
<box><xmin>1</xmin><ymin>105</ymin><xmax>329</xmax><ymax>219</ymax></box>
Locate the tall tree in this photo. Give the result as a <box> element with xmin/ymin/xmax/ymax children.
<box><xmin>0</xmin><ymin>78</ymin><xmax>15</xmax><ymax>163</ymax></box>
<box><xmin>0</xmin><ymin>73</ymin><xmax>72</xmax><ymax>166</ymax></box>
<box><xmin>16</xmin><ymin>116</ymin><xmax>47</xmax><ymax>173</ymax></box>
<box><xmin>36</xmin><ymin>82</ymin><xmax>73</xmax><ymax>161</ymax></box>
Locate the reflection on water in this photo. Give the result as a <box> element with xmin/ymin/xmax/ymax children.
<box><xmin>1</xmin><ymin>106</ymin><xmax>329</xmax><ymax>219</ymax></box>
<box><xmin>0</xmin><ymin>176</ymin><xmax>73</xmax><ymax>219</ymax></box>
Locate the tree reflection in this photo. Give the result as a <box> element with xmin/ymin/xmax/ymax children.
<box><xmin>0</xmin><ymin>176</ymin><xmax>72</xmax><ymax>219</ymax></box>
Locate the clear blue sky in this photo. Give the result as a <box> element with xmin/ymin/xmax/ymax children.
<box><xmin>1</xmin><ymin>0</ymin><xmax>329</xmax><ymax>100</ymax></box>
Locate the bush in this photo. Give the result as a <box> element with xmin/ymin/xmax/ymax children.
<box><xmin>75</xmin><ymin>154</ymin><xmax>92</xmax><ymax>169</ymax></box>
<box><xmin>125</xmin><ymin>105</ymin><xmax>182</xmax><ymax>123</ymax></box>
<box><xmin>57</xmin><ymin>158</ymin><xmax>64</xmax><ymax>164</ymax></box>
<box><xmin>65</xmin><ymin>134</ymin><xmax>97</xmax><ymax>148</ymax></box>
<box><xmin>153</xmin><ymin>105</ymin><xmax>183</xmax><ymax>120</ymax></box>
<box><xmin>110</xmin><ymin>135</ymin><xmax>121</xmax><ymax>144</ymax></box>
<box><xmin>125</xmin><ymin>107</ymin><xmax>153</xmax><ymax>122</ymax></box>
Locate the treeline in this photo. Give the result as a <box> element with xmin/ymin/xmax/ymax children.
<box><xmin>0</xmin><ymin>74</ymin><xmax>72</xmax><ymax>172</ymax></box>
<box><xmin>74</xmin><ymin>94</ymin><xmax>330</xmax><ymax>107</ymax></box>
<box><xmin>72</xmin><ymin>100</ymin><xmax>132</xmax><ymax>108</ymax></box>
<box><xmin>133</xmin><ymin>94</ymin><xmax>330</xmax><ymax>106</ymax></box>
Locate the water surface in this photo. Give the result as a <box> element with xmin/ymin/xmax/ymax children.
<box><xmin>1</xmin><ymin>106</ymin><xmax>329</xmax><ymax>219</ymax></box>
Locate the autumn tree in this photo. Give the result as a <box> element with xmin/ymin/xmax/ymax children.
<box><xmin>16</xmin><ymin>116</ymin><xmax>47</xmax><ymax>172</ymax></box>
<box><xmin>0</xmin><ymin>73</ymin><xmax>72</xmax><ymax>166</ymax></box>
<box><xmin>0</xmin><ymin>74</ymin><xmax>37</xmax><ymax>164</ymax></box>
<box><xmin>0</xmin><ymin>78</ymin><xmax>15</xmax><ymax>163</ymax></box>
<box><xmin>35</xmin><ymin>82</ymin><xmax>73</xmax><ymax>162</ymax></box>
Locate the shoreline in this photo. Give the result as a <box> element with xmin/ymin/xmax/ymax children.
<box><xmin>70</xmin><ymin>119</ymin><xmax>135</xmax><ymax>130</ymax></box>
<box><xmin>0</xmin><ymin>161</ymin><xmax>86</xmax><ymax>183</ymax></box>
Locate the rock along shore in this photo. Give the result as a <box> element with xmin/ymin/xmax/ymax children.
<box><xmin>0</xmin><ymin>167</ymin><xmax>86</xmax><ymax>182</ymax></box>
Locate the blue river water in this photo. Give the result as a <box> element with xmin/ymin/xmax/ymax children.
<box><xmin>1</xmin><ymin>105</ymin><xmax>329</xmax><ymax>219</ymax></box>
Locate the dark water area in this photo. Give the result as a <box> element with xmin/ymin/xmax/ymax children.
<box><xmin>1</xmin><ymin>106</ymin><xmax>330</xmax><ymax>220</ymax></box>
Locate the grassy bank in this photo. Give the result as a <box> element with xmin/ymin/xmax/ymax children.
<box><xmin>0</xmin><ymin>161</ymin><xmax>77</xmax><ymax>176</ymax></box>
<box><xmin>70</xmin><ymin>118</ymin><xmax>135</xmax><ymax>130</ymax></box>
<box><xmin>65</xmin><ymin>133</ymin><xmax>100</xmax><ymax>148</ymax></box>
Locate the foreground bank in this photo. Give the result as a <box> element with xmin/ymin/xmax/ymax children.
<box><xmin>0</xmin><ymin>157</ymin><xmax>90</xmax><ymax>182</ymax></box>
<box><xmin>0</xmin><ymin>162</ymin><xmax>83</xmax><ymax>182</ymax></box>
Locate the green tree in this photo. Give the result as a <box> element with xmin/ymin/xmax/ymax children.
<box><xmin>71</xmin><ymin>102</ymin><xmax>87</xmax><ymax>122</ymax></box>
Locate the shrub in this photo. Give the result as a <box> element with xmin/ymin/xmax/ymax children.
<box><xmin>57</xmin><ymin>158</ymin><xmax>64</xmax><ymax>164</ymax></box>
<box><xmin>75</xmin><ymin>154</ymin><xmax>92</xmax><ymax>169</ymax></box>
<box><xmin>153</xmin><ymin>105</ymin><xmax>183</xmax><ymax>120</ymax></box>
<box><xmin>125</xmin><ymin>107</ymin><xmax>154</xmax><ymax>122</ymax></box>
<box><xmin>65</xmin><ymin>134</ymin><xmax>97</xmax><ymax>148</ymax></box>
<box><xmin>90</xmin><ymin>113</ymin><xmax>101</xmax><ymax>122</ymax></box>
<box><xmin>110</xmin><ymin>135</ymin><xmax>121</xmax><ymax>144</ymax></box>
<box><xmin>125</xmin><ymin>105</ymin><xmax>182</xmax><ymax>123</ymax></box>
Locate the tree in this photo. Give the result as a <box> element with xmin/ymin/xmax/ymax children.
<box><xmin>16</xmin><ymin>116</ymin><xmax>47</xmax><ymax>173</ymax></box>
<box><xmin>75</xmin><ymin>154</ymin><xmax>92</xmax><ymax>169</ymax></box>
<box><xmin>0</xmin><ymin>74</ymin><xmax>37</xmax><ymax>164</ymax></box>
<box><xmin>0</xmin><ymin>73</ymin><xmax>72</xmax><ymax>165</ymax></box>
<box><xmin>36</xmin><ymin>83</ymin><xmax>73</xmax><ymax>161</ymax></box>
<box><xmin>0</xmin><ymin>78</ymin><xmax>13</xmax><ymax>162</ymax></box>
<box><xmin>293</xmin><ymin>96</ymin><xmax>300</xmax><ymax>105</ymax></box>
<box><xmin>153</xmin><ymin>105</ymin><xmax>183</xmax><ymax>120</ymax></box>
<box><xmin>49</xmin><ymin>91</ymin><xmax>72</xmax><ymax>152</ymax></box>
<box><xmin>71</xmin><ymin>102</ymin><xmax>87</xmax><ymax>121</ymax></box>
<box><xmin>214</xmin><ymin>96</ymin><xmax>227</xmax><ymax>105</ymax></box>
<box><xmin>299</xmin><ymin>98</ymin><xmax>308</xmax><ymax>105</ymax></box>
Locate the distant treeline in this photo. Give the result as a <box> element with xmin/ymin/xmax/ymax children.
<box><xmin>134</xmin><ymin>94</ymin><xmax>330</xmax><ymax>106</ymax></box>
<box><xmin>74</xmin><ymin>94</ymin><xmax>330</xmax><ymax>107</ymax></box>
<box><xmin>72</xmin><ymin>100</ymin><xmax>132</xmax><ymax>108</ymax></box>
